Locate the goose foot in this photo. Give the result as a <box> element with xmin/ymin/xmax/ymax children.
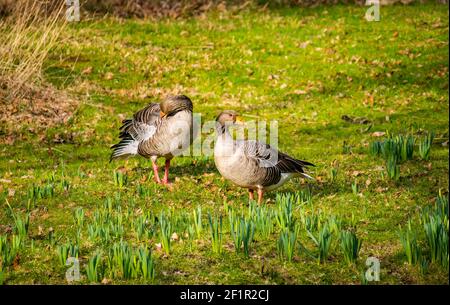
<box><xmin>162</xmin><ymin>178</ymin><xmax>173</xmax><ymax>186</ymax></box>
<box><xmin>163</xmin><ymin>181</ymin><xmax>174</xmax><ymax>191</ymax></box>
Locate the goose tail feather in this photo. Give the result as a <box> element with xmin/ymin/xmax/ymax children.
<box><xmin>299</xmin><ymin>172</ymin><xmax>315</xmax><ymax>181</ymax></box>
<box><xmin>110</xmin><ymin>121</ymin><xmax>139</xmax><ymax>162</ymax></box>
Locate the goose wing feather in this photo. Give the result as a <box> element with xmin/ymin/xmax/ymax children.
<box><xmin>110</xmin><ymin>103</ymin><xmax>161</xmax><ymax>161</ymax></box>
<box><xmin>239</xmin><ymin>139</ymin><xmax>314</xmax><ymax>186</ymax></box>
<box><xmin>239</xmin><ymin>140</ymin><xmax>279</xmax><ymax>168</ymax></box>
<box><xmin>120</xmin><ymin>103</ymin><xmax>160</xmax><ymax>142</ymax></box>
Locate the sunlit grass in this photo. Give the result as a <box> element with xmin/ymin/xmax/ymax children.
<box><xmin>0</xmin><ymin>3</ymin><xmax>448</xmax><ymax>284</ymax></box>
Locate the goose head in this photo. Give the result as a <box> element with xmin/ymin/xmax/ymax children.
<box><xmin>215</xmin><ymin>110</ymin><xmax>245</xmax><ymax>126</ymax></box>
<box><xmin>160</xmin><ymin>95</ymin><xmax>193</xmax><ymax>118</ymax></box>
<box><xmin>215</xmin><ymin>110</ymin><xmax>245</xmax><ymax>134</ymax></box>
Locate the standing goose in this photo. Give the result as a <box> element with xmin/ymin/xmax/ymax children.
<box><xmin>110</xmin><ymin>95</ymin><xmax>194</xmax><ymax>185</ymax></box>
<box><xmin>214</xmin><ymin>110</ymin><xmax>314</xmax><ymax>203</ymax></box>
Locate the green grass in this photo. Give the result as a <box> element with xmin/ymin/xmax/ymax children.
<box><xmin>0</xmin><ymin>3</ymin><xmax>448</xmax><ymax>284</ymax></box>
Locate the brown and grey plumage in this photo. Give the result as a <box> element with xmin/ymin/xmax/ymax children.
<box><xmin>110</xmin><ymin>95</ymin><xmax>194</xmax><ymax>185</ymax></box>
<box><xmin>214</xmin><ymin>110</ymin><xmax>314</xmax><ymax>203</ymax></box>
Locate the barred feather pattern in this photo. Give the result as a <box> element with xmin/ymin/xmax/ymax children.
<box><xmin>110</xmin><ymin>103</ymin><xmax>161</xmax><ymax>161</ymax></box>
<box><xmin>110</xmin><ymin>103</ymin><xmax>193</xmax><ymax>161</ymax></box>
<box><xmin>241</xmin><ymin>139</ymin><xmax>314</xmax><ymax>187</ymax></box>
<box><xmin>214</xmin><ymin>130</ymin><xmax>314</xmax><ymax>190</ymax></box>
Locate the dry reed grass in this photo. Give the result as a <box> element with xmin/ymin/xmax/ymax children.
<box><xmin>0</xmin><ymin>0</ymin><xmax>66</xmax><ymax>99</ymax></box>
<box><xmin>0</xmin><ymin>0</ymin><xmax>76</xmax><ymax>141</ymax></box>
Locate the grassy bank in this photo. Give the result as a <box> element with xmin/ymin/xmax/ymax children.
<box><xmin>0</xmin><ymin>3</ymin><xmax>448</xmax><ymax>284</ymax></box>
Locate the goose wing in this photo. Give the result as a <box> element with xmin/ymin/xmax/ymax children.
<box><xmin>120</xmin><ymin>103</ymin><xmax>160</xmax><ymax>141</ymax></box>
<box><xmin>239</xmin><ymin>139</ymin><xmax>315</xmax><ymax>185</ymax></box>
<box><xmin>110</xmin><ymin>103</ymin><xmax>161</xmax><ymax>161</ymax></box>
<box><xmin>240</xmin><ymin>140</ymin><xmax>279</xmax><ymax>169</ymax></box>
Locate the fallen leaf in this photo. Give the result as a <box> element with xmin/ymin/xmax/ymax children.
<box><xmin>372</xmin><ymin>131</ymin><xmax>386</xmax><ymax>137</ymax></box>
<box><xmin>13</xmin><ymin>254</ymin><xmax>20</xmax><ymax>269</ymax></box>
<box><xmin>104</xmin><ymin>72</ymin><xmax>114</xmax><ymax>80</ymax></box>
<box><xmin>375</xmin><ymin>187</ymin><xmax>388</xmax><ymax>193</ymax></box>
<box><xmin>293</xmin><ymin>89</ymin><xmax>308</xmax><ymax>95</ymax></box>
<box><xmin>351</xmin><ymin>171</ymin><xmax>362</xmax><ymax>177</ymax></box>
<box><xmin>82</xmin><ymin>66</ymin><xmax>93</xmax><ymax>75</ymax></box>
<box><xmin>101</xmin><ymin>278</ymin><xmax>111</xmax><ymax>284</ymax></box>
<box><xmin>298</xmin><ymin>41</ymin><xmax>311</xmax><ymax>49</ymax></box>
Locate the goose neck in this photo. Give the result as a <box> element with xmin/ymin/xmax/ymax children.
<box><xmin>216</xmin><ymin>123</ymin><xmax>232</xmax><ymax>138</ymax></box>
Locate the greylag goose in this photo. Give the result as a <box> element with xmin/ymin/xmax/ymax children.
<box><xmin>214</xmin><ymin>110</ymin><xmax>314</xmax><ymax>203</ymax></box>
<box><xmin>110</xmin><ymin>95</ymin><xmax>193</xmax><ymax>185</ymax></box>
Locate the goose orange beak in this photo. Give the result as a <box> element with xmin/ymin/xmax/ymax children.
<box><xmin>235</xmin><ymin>116</ymin><xmax>245</xmax><ymax>125</ymax></box>
<box><xmin>160</xmin><ymin>111</ymin><xmax>166</xmax><ymax>118</ymax></box>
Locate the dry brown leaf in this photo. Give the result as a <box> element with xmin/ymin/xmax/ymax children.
<box><xmin>293</xmin><ymin>89</ymin><xmax>308</xmax><ymax>95</ymax></box>
<box><xmin>101</xmin><ymin>278</ymin><xmax>111</xmax><ymax>285</ymax></box>
<box><xmin>351</xmin><ymin>171</ymin><xmax>362</xmax><ymax>177</ymax></box>
<box><xmin>375</xmin><ymin>187</ymin><xmax>388</xmax><ymax>193</ymax></box>
<box><xmin>298</xmin><ymin>41</ymin><xmax>311</xmax><ymax>49</ymax></box>
<box><xmin>104</xmin><ymin>72</ymin><xmax>114</xmax><ymax>80</ymax></box>
<box><xmin>13</xmin><ymin>254</ymin><xmax>20</xmax><ymax>269</ymax></box>
<box><xmin>82</xmin><ymin>66</ymin><xmax>93</xmax><ymax>75</ymax></box>
<box><xmin>372</xmin><ymin>131</ymin><xmax>386</xmax><ymax>137</ymax></box>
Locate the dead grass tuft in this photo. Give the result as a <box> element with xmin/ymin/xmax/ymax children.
<box><xmin>0</xmin><ymin>0</ymin><xmax>77</xmax><ymax>139</ymax></box>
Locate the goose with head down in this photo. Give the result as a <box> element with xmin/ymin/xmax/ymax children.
<box><xmin>110</xmin><ymin>95</ymin><xmax>194</xmax><ymax>185</ymax></box>
<box><xmin>214</xmin><ymin>110</ymin><xmax>314</xmax><ymax>203</ymax></box>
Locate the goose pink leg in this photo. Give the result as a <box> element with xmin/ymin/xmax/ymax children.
<box><xmin>257</xmin><ymin>189</ymin><xmax>264</xmax><ymax>204</ymax></box>
<box><xmin>151</xmin><ymin>158</ymin><xmax>161</xmax><ymax>184</ymax></box>
<box><xmin>248</xmin><ymin>189</ymin><xmax>255</xmax><ymax>201</ymax></box>
<box><xmin>162</xmin><ymin>159</ymin><xmax>171</xmax><ymax>185</ymax></box>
